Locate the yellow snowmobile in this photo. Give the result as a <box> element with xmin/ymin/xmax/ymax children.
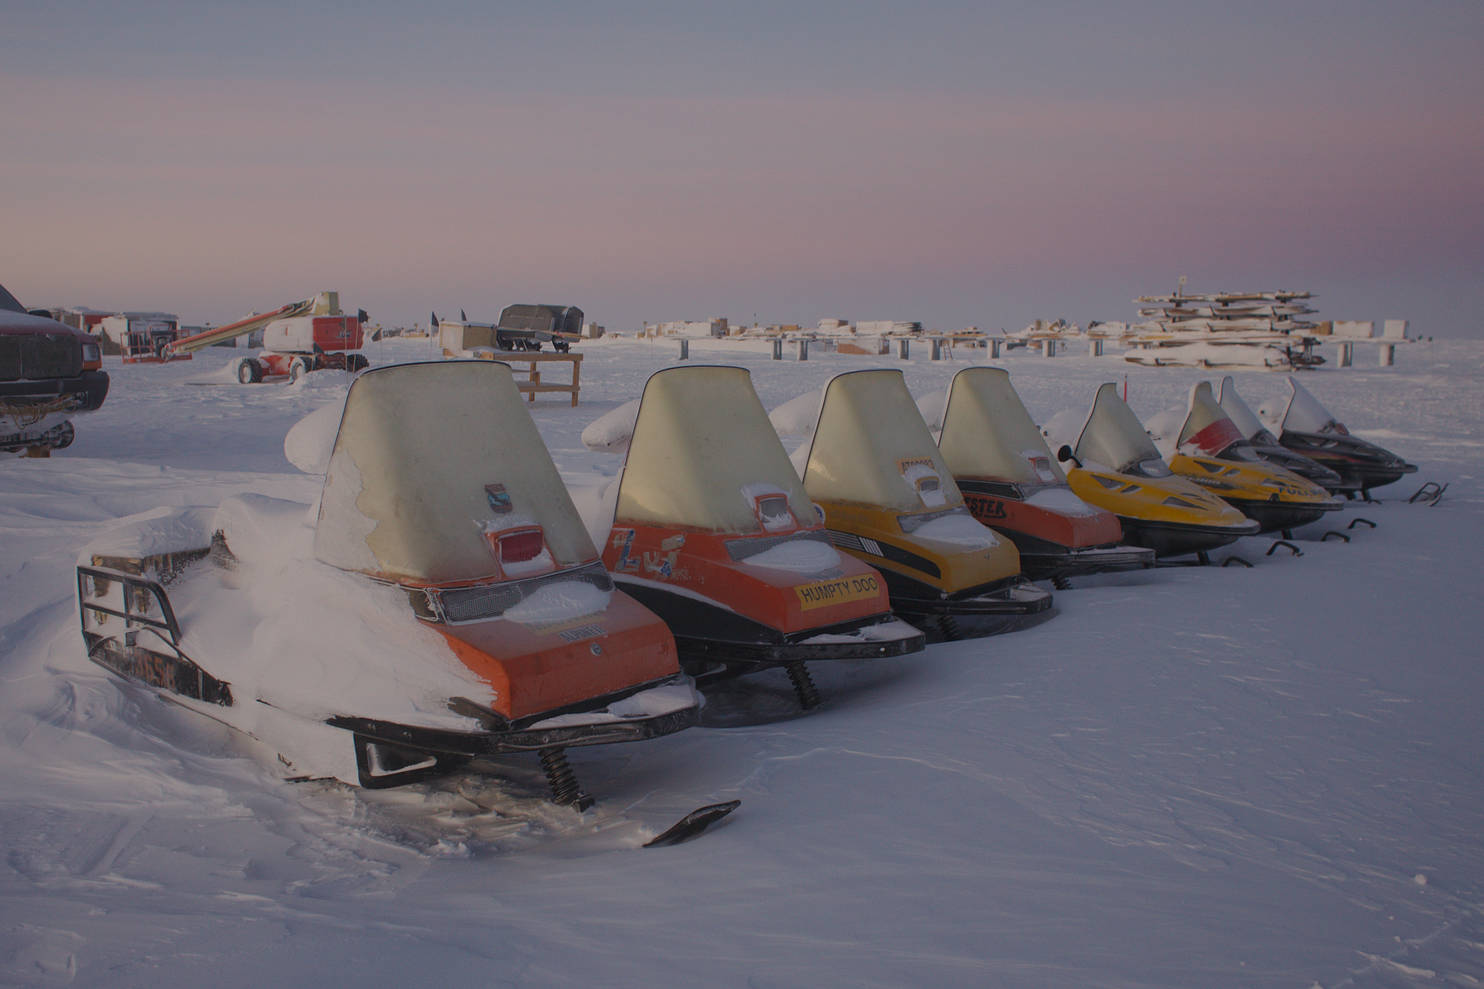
<box><xmin>794</xmin><ymin>368</ymin><xmax>1052</xmax><ymax>638</ymax></box>
<box><xmin>1154</xmin><ymin>381</ymin><xmax>1343</xmax><ymax>534</ymax></box>
<box><xmin>1054</xmin><ymin>383</ymin><xmax>1259</xmax><ymax>559</ymax></box>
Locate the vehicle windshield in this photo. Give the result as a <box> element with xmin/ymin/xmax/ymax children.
<box><xmin>315</xmin><ymin>360</ymin><xmax>597</xmax><ymax>584</ymax></box>
<box><xmin>1217</xmin><ymin>376</ymin><xmax>1266</xmax><ymax>440</ymax></box>
<box><xmin>1281</xmin><ymin>377</ymin><xmax>1339</xmax><ymax>434</ymax></box>
<box><xmin>937</xmin><ymin>366</ymin><xmax>1065</xmax><ymax>487</ymax></box>
<box><xmin>616</xmin><ymin>366</ymin><xmax>814</xmax><ymax>534</ymax></box>
<box><xmin>803</xmin><ymin>369</ymin><xmax>964</xmax><ymax>512</ymax></box>
<box><xmin>1074</xmin><ymin>383</ymin><xmax>1170</xmax><ymax>476</ymax></box>
<box><xmin>1176</xmin><ymin>382</ymin><xmax>1245</xmax><ymax>457</ymax></box>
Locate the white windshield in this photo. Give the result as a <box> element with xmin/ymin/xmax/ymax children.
<box><xmin>1217</xmin><ymin>376</ymin><xmax>1266</xmax><ymax>440</ymax></box>
<box><xmin>1176</xmin><ymin>382</ymin><xmax>1244</xmax><ymax>457</ymax></box>
<box><xmin>616</xmin><ymin>366</ymin><xmax>814</xmax><ymax>533</ymax></box>
<box><xmin>315</xmin><ymin>361</ymin><xmax>596</xmax><ymax>584</ymax></box>
<box><xmin>1074</xmin><ymin>383</ymin><xmax>1168</xmax><ymax>475</ymax></box>
<box><xmin>802</xmin><ymin>369</ymin><xmax>963</xmax><ymax>512</ymax></box>
<box><xmin>1280</xmin><ymin>377</ymin><xmax>1339</xmax><ymax>434</ymax></box>
<box><xmin>937</xmin><ymin>367</ymin><xmax>1065</xmax><ymax>486</ymax></box>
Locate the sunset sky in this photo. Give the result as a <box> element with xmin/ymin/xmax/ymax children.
<box><xmin>4</xmin><ymin>1</ymin><xmax>1481</xmax><ymax>336</ymax></box>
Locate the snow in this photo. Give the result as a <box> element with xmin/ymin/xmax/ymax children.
<box><xmin>1024</xmin><ymin>485</ymin><xmax>1103</xmax><ymax>517</ymax></box>
<box><xmin>737</xmin><ymin>536</ymin><xmax>842</xmax><ymax>573</ymax></box>
<box><xmin>908</xmin><ymin>508</ymin><xmax>999</xmax><ymax>549</ymax></box>
<box><xmin>4</xmin><ymin>335</ymin><xmax>1484</xmax><ymax>986</ymax></box>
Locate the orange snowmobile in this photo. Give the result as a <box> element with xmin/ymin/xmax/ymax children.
<box><xmin>77</xmin><ymin>361</ymin><xmax>712</xmax><ymax>818</ymax></box>
<box><xmin>934</xmin><ymin>367</ymin><xmax>1154</xmax><ymax>583</ymax></box>
<box><xmin>598</xmin><ymin>365</ymin><xmax>924</xmax><ymax>709</ymax></box>
<box><xmin>789</xmin><ymin>368</ymin><xmax>1054</xmax><ymax>638</ymax></box>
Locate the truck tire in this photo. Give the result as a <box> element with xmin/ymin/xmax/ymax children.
<box><xmin>289</xmin><ymin>357</ymin><xmax>309</xmax><ymax>382</ymax></box>
<box><xmin>346</xmin><ymin>353</ymin><xmax>370</xmax><ymax>373</ymax></box>
<box><xmin>237</xmin><ymin>358</ymin><xmax>263</xmax><ymax>384</ymax></box>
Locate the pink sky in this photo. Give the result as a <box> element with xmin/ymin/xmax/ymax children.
<box><xmin>3</xmin><ymin>3</ymin><xmax>1481</xmax><ymax>335</ymax></box>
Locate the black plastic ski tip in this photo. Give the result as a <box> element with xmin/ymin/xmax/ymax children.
<box><xmin>1408</xmin><ymin>482</ymin><xmax>1448</xmax><ymax>506</ymax></box>
<box><xmin>1266</xmin><ymin>540</ymin><xmax>1301</xmax><ymax>557</ymax></box>
<box><xmin>1322</xmin><ymin>530</ymin><xmax>1350</xmax><ymax>542</ymax></box>
<box><xmin>643</xmin><ymin>799</ymin><xmax>742</xmax><ymax>848</ymax></box>
<box><xmin>1220</xmin><ymin>555</ymin><xmax>1254</xmax><ymax>568</ymax></box>
<box><xmin>1349</xmin><ymin>517</ymin><xmax>1377</xmax><ymax>530</ymax></box>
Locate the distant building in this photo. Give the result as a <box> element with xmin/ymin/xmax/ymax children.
<box><xmin>644</xmin><ymin>318</ymin><xmax>729</xmax><ymax>338</ymax></box>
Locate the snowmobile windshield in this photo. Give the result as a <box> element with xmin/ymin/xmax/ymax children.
<box><xmin>1075</xmin><ymin>383</ymin><xmax>1170</xmax><ymax>477</ymax></box>
<box><xmin>1176</xmin><ymin>382</ymin><xmax>1246</xmax><ymax>458</ymax></box>
<box><xmin>937</xmin><ymin>367</ymin><xmax>1065</xmax><ymax>487</ymax></box>
<box><xmin>803</xmin><ymin>369</ymin><xmax>964</xmax><ymax>513</ymax></box>
<box><xmin>1217</xmin><ymin>375</ymin><xmax>1266</xmax><ymax>440</ymax></box>
<box><xmin>315</xmin><ymin>361</ymin><xmax>597</xmax><ymax>584</ymax></box>
<box><xmin>1281</xmin><ymin>377</ymin><xmax>1341</xmax><ymax>434</ymax></box>
<box><xmin>617</xmin><ymin>366</ymin><xmax>813</xmax><ymax>534</ymax></box>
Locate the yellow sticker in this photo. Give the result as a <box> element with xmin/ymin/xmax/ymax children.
<box><xmin>793</xmin><ymin>574</ymin><xmax>881</xmax><ymax>611</ymax></box>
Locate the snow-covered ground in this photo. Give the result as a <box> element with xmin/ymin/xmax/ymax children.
<box><xmin>3</xmin><ymin>335</ymin><xmax>1481</xmax><ymax>987</ymax></box>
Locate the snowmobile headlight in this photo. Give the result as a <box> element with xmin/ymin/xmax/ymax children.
<box><xmin>753</xmin><ymin>493</ymin><xmax>798</xmax><ymax>532</ymax></box>
<box><xmin>497</xmin><ymin>526</ymin><xmax>546</xmax><ymax>564</ymax></box>
<box><xmin>1162</xmin><ymin>495</ymin><xmax>1201</xmax><ymax>510</ymax></box>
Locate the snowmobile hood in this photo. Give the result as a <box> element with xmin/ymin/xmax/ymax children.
<box><xmin>315</xmin><ymin>360</ymin><xmax>597</xmax><ymax>586</ymax></box>
<box><xmin>1072</xmin><ymin>383</ymin><xmax>1173</xmax><ymax>478</ymax></box>
<box><xmin>615</xmin><ymin>365</ymin><xmax>814</xmax><ymax>535</ymax></box>
<box><xmin>801</xmin><ymin>368</ymin><xmax>965</xmax><ymax>514</ymax></box>
<box><xmin>1174</xmin><ymin>382</ymin><xmax>1247</xmax><ymax>459</ymax></box>
<box><xmin>938</xmin><ymin>366</ymin><xmax>1067</xmax><ymax>488</ymax></box>
<box><xmin>1271</xmin><ymin>376</ymin><xmax>1343</xmax><ymax>436</ymax></box>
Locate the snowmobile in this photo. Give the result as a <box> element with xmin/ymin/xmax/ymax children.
<box><xmin>76</xmin><ymin>361</ymin><xmax>708</xmax><ymax>814</ymax></box>
<box><xmin>598</xmin><ymin>365</ymin><xmax>925</xmax><ymax>709</ymax></box>
<box><xmin>932</xmin><ymin>366</ymin><xmax>1155</xmax><ymax>583</ymax></box>
<box><xmin>1259</xmin><ymin>376</ymin><xmax>1418</xmax><ymax>498</ymax></box>
<box><xmin>1052</xmin><ymin>383</ymin><xmax>1259</xmax><ymax>559</ymax></box>
<box><xmin>1216</xmin><ymin>376</ymin><xmax>1345</xmax><ymax>492</ymax></box>
<box><xmin>1150</xmin><ymin>381</ymin><xmax>1343</xmax><ymax>534</ymax></box>
<box><xmin>790</xmin><ymin>368</ymin><xmax>1054</xmax><ymax>638</ymax></box>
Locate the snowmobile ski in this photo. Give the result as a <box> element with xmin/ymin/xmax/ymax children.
<box><xmin>643</xmin><ymin>799</ymin><xmax>743</xmax><ymax>848</ymax></box>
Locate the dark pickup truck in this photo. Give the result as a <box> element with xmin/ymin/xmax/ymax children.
<box><xmin>2</xmin><ymin>282</ymin><xmax>110</xmax><ymax>454</ymax></box>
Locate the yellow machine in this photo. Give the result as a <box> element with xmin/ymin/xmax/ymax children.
<box><xmin>1056</xmin><ymin>383</ymin><xmax>1259</xmax><ymax>559</ymax></box>
<box><xmin>796</xmin><ymin>369</ymin><xmax>1052</xmax><ymax>637</ymax></box>
<box><xmin>1159</xmin><ymin>382</ymin><xmax>1342</xmax><ymax>534</ymax></box>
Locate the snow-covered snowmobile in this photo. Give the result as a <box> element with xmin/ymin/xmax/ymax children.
<box><xmin>1150</xmin><ymin>381</ymin><xmax>1343</xmax><ymax>535</ymax></box>
<box><xmin>1052</xmin><ymin>383</ymin><xmax>1259</xmax><ymax>559</ymax></box>
<box><xmin>933</xmin><ymin>367</ymin><xmax>1154</xmax><ymax>583</ymax></box>
<box><xmin>1259</xmin><ymin>377</ymin><xmax>1418</xmax><ymax>498</ymax></box>
<box><xmin>1216</xmin><ymin>376</ymin><xmax>1345</xmax><ymax>492</ymax></box>
<box><xmin>598</xmin><ymin>365</ymin><xmax>924</xmax><ymax>708</ymax></box>
<box><xmin>791</xmin><ymin>368</ymin><xmax>1053</xmax><ymax>638</ymax></box>
<box><xmin>76</xmin><ymin>361</ymin><xmax>703</xmax><ymax>811</ymax></box>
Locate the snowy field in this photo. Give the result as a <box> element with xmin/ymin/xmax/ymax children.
<box><xmin>3</xmin><ymin>334</ymin><xmax>1482</xmax><ymax>988</ymax></box>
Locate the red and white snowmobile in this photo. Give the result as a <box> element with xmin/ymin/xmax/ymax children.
<box><xmin>76</xmin><ymin>361</ymin><xmax>708</xmax><ymax>814</ymax></box>
<box><xmin>590</xmin><ymin>365</ymin><xmax>924</xmax><ymax>709</ymax></box>
<box><xmin>1216</xmin><ymin>376</ymin><xmax>1346</xmax><ymax>493</ymax></box>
